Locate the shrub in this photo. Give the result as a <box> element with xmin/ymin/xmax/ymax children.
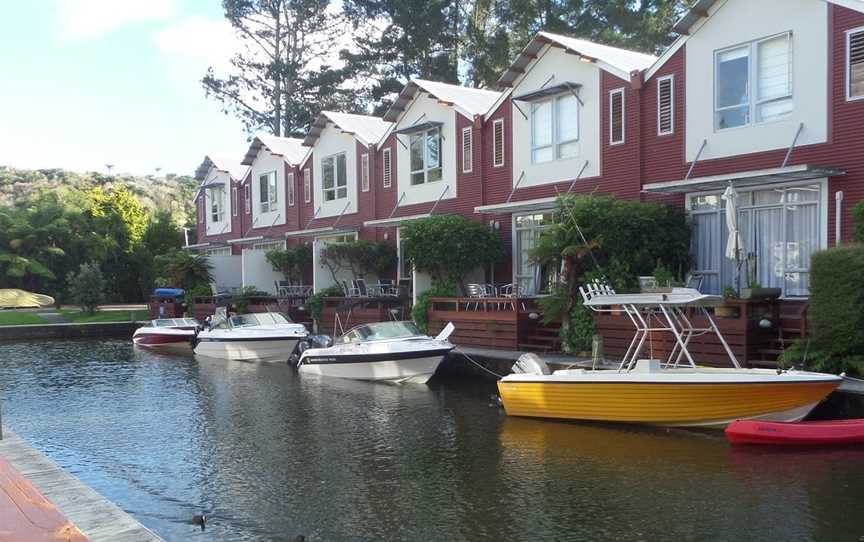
<box><xmin>266</xmin><ymin>244</ymin><xmax>312</xmax><ymax>284</ymax></box>
<box><xmin>411</xmin><ymin>281</ymin><xmax>458</xmax><ymax>334</ymax></box>
<box><xmin>805</xmin><ymin>244</ymin><xmax>864</xmax><ymax>374</ymax></box>
<box><xmin>66</xmin><ymin>262</ymin><xmax>105</xmax><ymax>314</ymax></box>
<box><xmin>319</xmin><ymin>240</ymin><xmax>397</xmax><ymax>283</ymax></box>
<box><xmin>853</xmin><ymin>200</ymin><xmax>864</xmax><ymax>243</ymax></box>
<box><xmin>154</xmin><ymin>250</ymin><xmax>212</xmax><ymax>291</ymax></box>
<box><xmin>305</xmin><ymin>285</ymin><xmax>344</xmax><ymax>325</ymax></box>
<box><xmin>400</xmin><ymin>215</ymin><xmax>502</xmax><ymax>293</ymax></box>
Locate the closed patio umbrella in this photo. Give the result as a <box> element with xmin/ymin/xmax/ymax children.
<box><xmin>722</xmin><ymin>185</ymin><xmax>744</xmax><ymax>290</ymax></box>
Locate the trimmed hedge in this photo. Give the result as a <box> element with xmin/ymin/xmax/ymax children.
<box><xmin>853</xmin><ymin>200</ymin><xmax>864</xmax><ymax>243</ymax></box>
<box><xmin>807</xmin><ymin>244</ymin><xmax>864</xmax><ymax>373</ymax></box>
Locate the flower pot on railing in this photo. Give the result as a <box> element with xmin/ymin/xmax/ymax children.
<box><xmin>715</xmin><ymin>303</ymin><xmax>741</xmax><ymax>319</ymax></box>
<box><xmin>740</xmin><ymin>287</ymin><xmax>782</xmax><ymax>300</ymax></box>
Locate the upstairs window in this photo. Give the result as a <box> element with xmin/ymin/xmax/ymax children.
<box><xmin>303</xmin><ymin>167</ymin><xmax>311</xmax><ymax>203</ymax></box>
<box><xmin>322</xmin><ymin>153</ymin><xmax>347</xmax><ymax>201</ymax></box>
<box><xmin>210</xmin><ymin>187</ymin><xmax>225</xmax><ymax>223</ymax></box>
<box><xmin>609</xmin><ymin>88</ymin><xmax>624</xmax><ymax>144</ymax></box>
<box><xmin>493</xmin><ymin>119</ymin><xmax>505</xmax><ymax>167</ymax></box>
<box><xmin>531</xmin><ymin>93</ymin><xmax>579</xmax><ymax>163</ymax></box>
<box><xmin>848</xmin><ymin>28</ymin><xmax>864</xmax><ymax>100</ymax></box>
<box><xmin>715</xmin><ymin>32</ymin><xmax>792</xmax><ymax>130</ymax></box>
<box><xmin>382</xmin><ymin>148</ymin><xmax>392</xmax><ymax>187</ymax></box>
<box><xmin>231</xmin><ymin>186</ymin><xmax>238</xmax><ymax>217</ymax></box>
<box><xmin>461</xmin><ymin>127</ymin><xmax>473</xmax><ymax>173</ymax></box>
<box><xmin>199</xmin><ymin>198</ymin><xmax>204</xmax><ymax>223</ymax></box>
<box><xmin>287</xmin><ymin>172</ymin><xmax>295</xmax><ymax>206</ymax></box>
<box><xmin>409</xmin><ymin>127</ymin><xmax>442</xmax><ymax>185</ymax></box>
<box><xmin>244</xmin><ymin>184</ymin><xmax>251</xmax><ymax>214</ymax></box>
<box><xmin>258</xmin><ymin>171</ymin><xmax>277</xmax><ymax>213</ymax></box>
<box><xmin>361</xmin><ymin>153</ymin><xmax>370</xmax><ymax>192</ymax></box>
<box><xmin>657</xmin><ymin>76</ymin><xmax>674</xmax><ymax>135</ymax></box>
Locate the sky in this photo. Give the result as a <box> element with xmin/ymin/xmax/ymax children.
<box><xmin>0</xmin><ymin>0</ymin><xmax>251</xmax><ymax>177</ymax></box>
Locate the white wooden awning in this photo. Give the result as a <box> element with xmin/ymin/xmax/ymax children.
<box><xmin>227</xmin><ymin>235</ymin><xmax>265</xmax><ymax>245</ymax></box>
<box><xmin>283</xmin><ymin>226</ymin><xmax>357</xmax><ymax>238</ymax></box>
<box><xmin>641</xmin><ymin>164</ymin><xmax>845</xmax><ymax>195</ymax></box>
<box><xmin>183</xmin><ymin>242</ymin><xmax>211</xmax><ymax>250</ymax></box>
<box><xmin>474</xmin><ymin>196</ymin><xmax>557</xmax><ymax>215</ymax></box>
<box><xmin>363</xmin><ymin>213</ymin><xmax>431</xmax><ymax>228</ymax></box>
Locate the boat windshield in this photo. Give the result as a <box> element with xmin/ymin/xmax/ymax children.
<box><xmin>153</xmin><ymin>318</ymin><xmax>199</xmax><ymax>328</ymax></box>
<box><xmin>226</xmin><ymin>312</ymin><xmax>292</xmax><ymax>328</ymax></box>
<box><xmin>339</xmin><ymin>321</ymin><xmax>424</xmax><ymax>344</ymax></box>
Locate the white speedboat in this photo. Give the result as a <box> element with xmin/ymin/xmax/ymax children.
<box><xmin>194</xmin><ymin>311</ymin><xmax>308</xmax><ymax>362</ymax></box>
<box><xmin>298</xmin><ymin>321</ymin><xmax>455</xmax><ymax>384</ymax></box>
<box><xmin>133</xmin><ymin>318</ymin><xmax>199</xmax><ymax>353</ymax></box>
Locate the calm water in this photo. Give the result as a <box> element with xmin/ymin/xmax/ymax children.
<box><xmin>2</xmin><ymin>339</ymin><xmax>864</xmax><ymax>541</ymax></box>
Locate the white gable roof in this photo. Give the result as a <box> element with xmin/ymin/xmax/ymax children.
<box><xmin>383</xmin><ymin>79</ymin><xmax>503</xmax><ymax>124</ymax></box>
<box><xmin>241</xmin><ymin>135</ymin><xmax>308</xmax><ymax>166</ymax></box>
<box><xmin>675</xmin><ymin>0</ymin><xmax>864</xmax><ymax>35</ymax></box>
<box><xmin>194</xmin><ymin>155</ymin><xmax>248</xmax><ymax>182</ymax></box>
<box><xmin>304</xmin><ymin>111</ymin><xmax>392</xmax><ymax>147</ymax></box>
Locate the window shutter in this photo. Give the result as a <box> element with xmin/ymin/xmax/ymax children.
<box><xmin>361</xmin><ymin>153</ymin><xmax>370</xmax><ymax>192</ymax></box>
<box><xmin>658</xmin><ymin>77</ymin><xmax>673</xmax><ymax>135</ymax></box>
<box><xmin>461</xmin><ymin>127</ymin><xmax>473</xmax><ymax>173</ymax></box>
<box><xmin>287</xmin><ymin>172</ymin><xmax>295</xmax><ymax>206</ymax></box>
<box><xmin>610</xmin><ymin>89</ymin><xmax>624</xmax><ymax>144</ymax></box>
<box><xmin>232</xmin><ymin>187</ymin><xmax>238</xmax><ymax>217</ymax></box>
<box><xmin>493</xmin><ymin>119</ymin><xmax>504</xmax><ymax>167</ymax></box>
<box><xmin>303</xmin><ymin>168</ymin><xmax>311</xmax><ymax>203</ymax></box>
<box><xmin>850</xmin><ymin>29</ymin><xmax>864</xmax><ymax>99</ymax></box>
<box><xmin>382</xmin><ymin>148</ymin><xmax>392</xmax><ymax>187</ymax></box>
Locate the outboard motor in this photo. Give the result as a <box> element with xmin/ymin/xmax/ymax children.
<box><xmin>297</xmin><ymin>334</ymin><xmax>333</xmax><ymax>354</ymax></box>
<box><xmin>511</xmin><ymin>352</ymin><xmax>551</xmax><ymax>375</ymax></box>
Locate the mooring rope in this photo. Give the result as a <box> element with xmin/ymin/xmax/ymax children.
<box><xmin>454</xmin><ymin>347</ymin><xmax>507</xmax><ymax>379</ymax></box>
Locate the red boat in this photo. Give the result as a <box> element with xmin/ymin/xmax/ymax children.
<box><xmin>133</xmin><ymin>318</ymin><xmax>199</xmax><ymax>352</ymax></box>
<box><xmin>726</xmin><ymin>418</ymin><xmax>864</xmax><ymax>446</ymax></box>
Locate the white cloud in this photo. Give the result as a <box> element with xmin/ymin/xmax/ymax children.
<box><xmin>153</xmin><ymin>16</ymin><xmax>240</xmax><ymax>72</ymax></box>
<box><xmin>59</xmin><ymin>0</ymin><xmax>178</xmax><ymax>39</ymax></box>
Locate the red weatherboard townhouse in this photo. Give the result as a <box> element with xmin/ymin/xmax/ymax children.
<box><xmin>193</xmin><ymin>0</ymin><xmax>864</xmax><ymax>305</ymax></box>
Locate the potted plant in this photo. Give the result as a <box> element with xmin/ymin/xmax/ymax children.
<box><xmin>739</xmin><ymin>253</ymin><xmax>781</xmax><ymax>300</ymax></box>
<box><xmin>715</xmin><ymin>285</ymin><xmax>741</xmax><ymax>318</ymax></box>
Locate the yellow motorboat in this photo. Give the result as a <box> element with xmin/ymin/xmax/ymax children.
<box><xmin>497</xmin><ymin>285</ymin><xmax>841</xmax><ymax>428</ymax></box>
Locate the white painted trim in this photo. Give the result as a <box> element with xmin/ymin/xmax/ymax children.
<box><xmin>474</xmin><ymin>196</ymin><xmax>557</xmax><ymax>214</ymax></box>
<box><xmin>657</xmin><ymin>75</ymin><xmax>675</xmax><ymax>136</ymax></box>
<box><xmin>231</xmin><ymin>186</ymin><xmax>238</xmax><ymax>217</ymax></box>
<box><xmin>643</xmin><ymin>164</ymin><xmax>831</xmax><ymax>192</ymax></box>
<box><xmin>461</xmin><ymin>126</ymin><xmax>473</xmax><ymax>173</ymax></box>
<box><xmin>361</xmin><ymin>153</ymin><xmax>370</xmax><ymax>192</ymax></box>
<box><xmin>846</xmin><ymin>26</ymin><xmax>864</xmax><ymax>101</ymax></box>
<box><xmin>382</xmin><ymin>147</ymin><xmax>392</xmax><ymax>187</ymax></box>
<box><xmin>644</xmin><ymin>36</ymin><xmax>688</xmax><ymax>81</ymax></box>
<box><xmin>303</xmin><ymin>167</ymin><xmax>311</xmax><ymax>203</ymax></box>
<box><xmin>287</xmin><ymin>172</ymin><xmax>295</xmax><ymax>206</ymax></box>
<box><xmin>363</xmin><ymin>213</ymin><xmax>431</xmax><ymax>227</ymax></box>
<box><xmin>492</xmin><ymin>118</ymin><xmax>505</xmax><ymax>167</ymax></box>
<box><xmin>609</xmin><ymin>87</ymin><xmax>625</xmax><ymax>145</ymax></box>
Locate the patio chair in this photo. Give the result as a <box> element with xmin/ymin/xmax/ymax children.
<box><xmin>353</xmin><ymin>278</ymin><xmax>369</xmax><ymax>297</ymax></box>
<box><xmin>500</xmin><ymin>283</ymin><xmax>525</xmax><ymax>311</ymax></box>
<box><xmin>377</xmin><ymin>279</ymin><xmax>396</xmax><ymax>296</ymax></box>
<box><xmin>466</xmin><ymin>283</ymin><xmax>487</xmax><ymax>311</ymax></box>
<box><xmin>684</xmin><ymin>273</ymin><xmax>704</xmax><ymax>292</ymax></box>
<box><xmin>397</xmin><ymin>278</ymin><xmax>412</xmax><ymax>299</ymax></box>
<box><xmin>275</xmin><ymin>280</ymin><xmax>291</xmax><ymax>297</ymax></box>
<box><xmin>343</xmin><ymin>280</ymin><xmax>360</xmax><ymax>297</ymax></box>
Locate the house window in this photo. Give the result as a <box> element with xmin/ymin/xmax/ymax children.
<box><xmin>689</xmin><ymin>183</ymin><xmax>822</xmax><ymax>297</ymax></box>
<box><xmin>409</xmin><ymin>127</ymin><xmax>442</xmax><ymax>185</ymax></box>
<box><xmin>232</xmin><ymin>186</ymin><xmax>238</xmax><ymax>217</ymax></box>
<box><xmin>303</xmin><ymin>167</ymin><xmax>311</xmax><ymax>203</ymax></box>
<box><xmin>848</xmin><ymin>28</ymin><xmax>864</xmax><ymax>100</ymax></box>
<box><xmin>244</xmin><ymin>184</ymin><xmax>250</xmax><ymax>214</ymax></box>
<box><xmin>198</xmin><ymin>198</ymin><xmax>204</xmax><ymax>223</ymax></box>
<box><xmin>258</xmin><ymin>171</ymin><xmax>278</xmax><ymax>213</ymax></box>
<box><xmin>287</xmin><ymin>172</ymin><xmax>295</xmax><ymax>206</ymax></box>
<box><xmin>493</xmin><ymin>118</ymin><xmax>505</xmax><ymax>167</ymax></box>
<box><xmin>609</xmin><ymin>88</ymin><xmax>625</xmax><ymax>144</ymax></box>
<box><xmin>461</xmin><ymin>127</ymin><xmax>473</xmax><ymax>173</ymax></box>
<box><xmin>322</xmin><ymin>153</ymin><xmax>347</xmax><ymax>201</ymax></box>
<box><xmin>514</xmin><ymin>213</ymin><xmax>557</xmax><ymax>295</ymax></box>
<box><xmin>205</xmin><ymin>247</ymin><xmax>231</xmax><ymax>257</ymax></box>
<box><xmin>531</xmin><ymin>94</ymin><xmax>578</xmax><ymax>163</ymax></box>
<box><xmin>715</xmin><ymin>32</ymin><xmax>792</xmax><ymax>130</ymax></box>
<box><xmin>361</xmin><ymin>153</ymin><xmax>370</xmax><ymax>192</ymax></box>
<box><xmin>209</xmin><ymin>187</ymin><xmax>225</xmax><ymax>223</ymax></box>
<box><xmin>658</xmin><ymin>76</ymin><xmax>674</xmax><ymax>135</ymax></box>
<box><xmin>382</xmin><ymin>148</ymin><xmax>392</xmax><ymax>187</ymax></box>
<box><xmin>252</xmin><ymin>240</ymin><xmax>285</xmax><ymax>251</ymax></box>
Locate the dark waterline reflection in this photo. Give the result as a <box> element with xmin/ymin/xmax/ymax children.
<box><xmin>1</xmin><ymin>339</ymin><xmax>864</xmax><ymax>541</ymax></box>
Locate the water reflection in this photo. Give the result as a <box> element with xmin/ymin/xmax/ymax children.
<box><xmin>1</xmin><ymin>340</ymin><xmax>864</xmax><ymax>541</ymax></box>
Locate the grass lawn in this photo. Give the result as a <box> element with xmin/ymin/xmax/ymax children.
<box><xmin>0</xmin><ymin>312</ymin><xmax>49</xmax><ymax>325</ymax></box>
<box><xmin>60</xmin><ymin>309</ymin><xmax>150</xmax><ymax>323</ymax></box>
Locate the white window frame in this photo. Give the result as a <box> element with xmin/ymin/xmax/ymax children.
<box><xmin>609</xmin><ymin>88</ymin><xmax>625</xmax><ymax>145</ymax></box>
<box><xmin>657</xmin><ymin>75</ymin><xmax>675</xmax><ymax>136</ymax></box>
<box><xmin>461</xmin><ymin>126</ymin><xmax>473</xmax><ymax>173</ymax></box>
<box><xmin>321</xmin><ymin>153</ymin><xmax>347</xmax><ymax>201</ymax></box>
<box><xmin>382</xmin><ymin>148</ymin><xmax>392</xmax><ymax>187</ymax></box>
<box><xmin>209</xmin><ymin>186</ymin><xmax>225</xmax><ymax>223</ymax></box>
<box><xmin>252</xmin><ymin>240</ymin><xmax>285</xmax><ymax>252</ymax></box>
<box><xmin>361</xmin><ymin>153</ymin><xmax>370</xmax><ymax>192</ymax></box>
<box><xmin>287</xmin><ymin>172</ymin><xmax>295</xmax><ymax>206</ymax></box>
<box><xmin>243</xmin><ymin>184</ymin><xmax>251</xmax><ymax>214</ymax></box>
<box><xmin>530</xmin><ymin>93</ymin><xmax>580</xmax><ymax>163</ymax></box>
<box><xmin>714</xmin><ymin>31</ymin><xmax>794</xmax><ymax>131</ymax></box>
<box><xmin>206</xmin><ymin>247</ymin><xmax>231</xmax><ymax>257</ymax></box>
<box><xmin>846</xmin><ymin>26</ymin><xmax>864</xmax><ymax>102</ymax></box>
<box><xmin>409</xmin><ymin>127</ymin><xmax>442</xmax><ymax>185</ymax></box>
<box><xmin>258</xmin><ymin>171</ymin><xmax>278</xmax><ymax>213</ymax></box>
<box><xmin>493</xmin><ymin>118</ymin><xmax>505</xmax><ymax>168</ymax></box>
<box><xmin>512</xmin><ymin>212</ymin><xmax>557</xmax><ymax>295</ymax></box>
<box><xmin>231</xmin><ymin>186</ymin><xmax>238</xmax><ymax>217</ymax></box>
<box><xmin>303</xmin><ymin>167</ymin><xmax>311</xmax><ymax>203</ymax></box>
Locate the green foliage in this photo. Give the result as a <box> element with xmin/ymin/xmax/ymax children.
<box><xmin>319</xmin><ymin>240</ymin><xmax>397</xmax><ymax>282</ymax></box>
<box><xmin>412</xmin><ymin>281</ymin><xmax>458</xmax><ymax>334</ymax></box>
<box><xmin>266</xmin><ymin>244</ymin><xmax>313</xmax><ymax>284</ymax></box>
<box><xmin>652</xmin><ymin>260</ymin><xmax>674</xmax><ymax>288</ymax></box>
<box><xmin>232</xmin><ymin>285</ymin><xmax>260</xmax><ymax>314</ymax></box>
<box><xmin>531</xmin><ymin>194</ymin><xmax>691</xmax><ymax>352</ymax></box>
<box><xmin>400</xmin><ymin>215</ymin><xmax>502</xmax><ymax>292</ymax></box>
<box><xmin>87</xmin><ymin>186</ymin><xmax>149</xmax><ymax>248</ymax></box>
<box><xmin>61</xmin><ymin>309</ymin><xmax>150</xmax><ymax>323</ymax></box>
<box><xmin>803</xmin><ymin>244</ymin><xmax>864</xmax><ymax>374</ymax></box>
<box><xmin>154</xmin><ymin>250</ymin><xmax>213</xmax><ymax>292</ymax></box>
<box><xmin>66</xmin><ymin>262</ymin><xmax>106</xmax><ymax>314</ymax></box>
<box><xmin>853</xmin><ymin>200</ymin><xmax>864</xmax><ymax>243</ymax></box>
<box><xmin>306</xmin><ymin>285</ymin><xmax>345</xmax><ymax>323</ymax></box>
<box><xmin>0</xmin><ymin>312</ymin><xmax>49</xmax><ymax>325</ymax></box>
<box><xmin>722</xmin><ymin>285</ymin><xmax>738</xmax><ymax>299</ymax></box>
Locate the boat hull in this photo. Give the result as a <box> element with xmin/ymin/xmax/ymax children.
<box><xmin>299</xmin><ymin>350</ymin><xmax>449</xmax><ymax>384</ymax></box>
<box><xmin>194</xmin><ymin>338</ymin><xmax>300</xmax><ymax>363</ymax></box>
<box><xmin>726</xmin><ymin>418</ymin><xmax>864</xmax><ymax>445</ymax></box>
<box><xmin>497</xmin><ymin>380</ymin><xmax>840</xmax><ymax>428</ymax></box>
<box><xmin>132</xmin><ymin>329</ymin><xmax>195</xmax><ymax>352</ymax></box>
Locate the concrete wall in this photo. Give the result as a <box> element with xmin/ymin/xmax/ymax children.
<box><xmin>242</xmin><ymin>247</ymin><xmax>284</xmax><ymax>294</ymax></box>
<box><xmin>208</xmin><ymin>254</ymin><xmax>242</xmax><ymax>291</ymax></box>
